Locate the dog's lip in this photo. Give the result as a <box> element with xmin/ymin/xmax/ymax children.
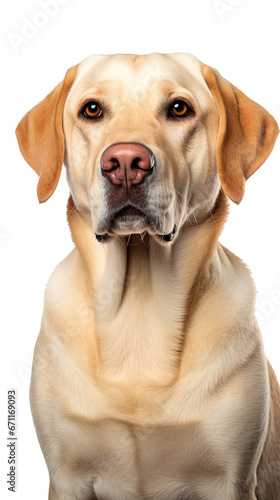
<box><xmin>113</xmin><ymin>204</ymin><xmax>146</xmax><ymax>219</ymax></box>
<box><xmin>94</xmin><ymin>204</ymin><xmax>147</xmax><ymax>241</ymax></box>
<box><xmin>156</xmin><ymin>225</ymin><xmax>177</xmax><ymax>242</ymax></box>
<box><xmin>95</xmin><ymin>222</ymin><xmax>177</xmax><ymax>244</ymax></box>
<box><xmin>95</xmin><ymin>204</ymin><xmax>176</xmax><ymax>242</ymax></box>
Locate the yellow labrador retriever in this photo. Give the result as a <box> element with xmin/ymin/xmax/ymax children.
<box><xmin>16</xmin><ymin>53</ymin><xmax>280</xmax><ymax>500</ymax></box>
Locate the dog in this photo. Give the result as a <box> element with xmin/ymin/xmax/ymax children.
<box><xmin>16</xmin><ymin>53</ymin><xmax>280</xmax><ymax>500</ymax></box>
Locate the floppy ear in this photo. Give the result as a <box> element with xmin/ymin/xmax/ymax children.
<box><xmin>201</xmin><ymin>63</ymin><xmax>279</xmax><ymax>204</ymax></box>
<box><xmin>16</xmin><ymin>65</ymin><xmax>78</xmax><ymax>203</ymax></box>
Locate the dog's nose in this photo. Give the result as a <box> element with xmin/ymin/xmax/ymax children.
<box><xmin>101</xmin><ymin>143</ymin><xmax>154</xmax><ymax>189</ymax></box>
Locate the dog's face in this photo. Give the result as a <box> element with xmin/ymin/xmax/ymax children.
<box><xmin>16</xmin><ymin>53</ymin><xmax>279</xmax><ymax>244</ymax></box>
<box><xmin>63</xmin><ymin>54</ymin><xmax>220</xmax><ymax>243</ymax></box>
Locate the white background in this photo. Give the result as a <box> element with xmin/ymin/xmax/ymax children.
<box><xmin>1</xmin><ymin>0</ymin><xmax>280</xmax><ymax>498</ymax></box>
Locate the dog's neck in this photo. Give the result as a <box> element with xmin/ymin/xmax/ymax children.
<box><xmin>67</xmin><ymin>192</ymin><xmax>229</xmax><ymax>386</ymax></box>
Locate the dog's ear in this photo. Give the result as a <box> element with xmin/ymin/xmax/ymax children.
<box><xmin>201</xmin><ymin>63</ymin><xmax>279</xmax><ymax>204</ymax></box>
<box><xmin>16</xmin><ymin>65</ymin><xmax>78</xmax><ymax>203</ymax></box>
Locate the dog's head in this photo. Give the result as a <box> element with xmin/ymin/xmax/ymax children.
<box><xmin>16</xmin><ymin>53</ymin><xmax>279</xmax><ymax>244</ymax></box>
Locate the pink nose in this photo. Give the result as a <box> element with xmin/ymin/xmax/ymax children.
<box><xmin>101</xmin><ymin>143</ymin><xmax>154</xmax><ymax>189</ymax></box>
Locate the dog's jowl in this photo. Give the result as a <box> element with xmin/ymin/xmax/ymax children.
<box><xmin>16</xmin><ymin>53</ymin><xmax>280</xmax><ymax>500</ymax></box>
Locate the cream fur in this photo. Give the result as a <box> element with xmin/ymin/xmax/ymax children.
<box><xmin>16</xmin><ymin>53</ymin><xmax>280</xmax><ymax>500</ymax></box>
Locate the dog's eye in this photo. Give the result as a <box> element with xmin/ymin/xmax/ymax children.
<box><xmin>82</xmin><ymin>102</ymin><xmax>102</xmax><ymax>119</ymax></box>
<box><xmin>169</xmin><ymin>100</ymin><xmax>190</xmax><ymax>118</ymax></box>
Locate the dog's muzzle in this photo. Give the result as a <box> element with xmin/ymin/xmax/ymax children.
<box><xmin>95</xmin><ymin>142</ymin><xmax>176</xmax><ymax>243</ymax></box>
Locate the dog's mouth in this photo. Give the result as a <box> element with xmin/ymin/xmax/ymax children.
<box><xmin>155</xmin><ymin>225</ymin><xmax>177</xmax><ymax>243</ymax></box>
<box><xmin>113</xmin><ymin>205</ymin><xmax>146</xmax><ymax>219</ymax></box>
<box><xmin>95</xmin><ymin>204</ymin><xmax>177</xmax><ymax>244</ymax></box>
<box><xmin>95</xmin><ymin>203</ymin><xmax>177</xmax><ymax>244</ymax></box>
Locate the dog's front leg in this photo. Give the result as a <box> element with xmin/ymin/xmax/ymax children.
<box><xmin>48</xmin><ymin>484</ymin><xmax>58</xmax><ymax>500</ymax></box>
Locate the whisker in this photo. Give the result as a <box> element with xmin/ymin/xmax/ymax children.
<box><xmin>206</xmin><ymin>202</ymin><xmax>216</xmax><ymax>222</ymax></box>
<box><xmin>67</xmin><ymin>204</ymin><xmax>76</xmax><ymax>217</ymax></box>
<box><xmin>192</xmin><ymin>211</ymin><xmax>198</xmax><ymax>225</ymax></box>
<box><xmin>174</xmin><ymin>194</ymin><xmax>193</xmax><ymax>226</ymax></box>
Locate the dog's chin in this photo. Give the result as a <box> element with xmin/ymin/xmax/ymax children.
<box><xmin>95</xmin><ymin>205</ymin><xmax>177</xmax><ymax>244</ymax></box>
<box><xmin>111</xmin><ymin>214</ymin><xmax>148</xmax><ymax>235</ymax></box>
<box><xmin>95</xmin><ymin>215</ymin><xmax>177</xmax><ymax>245</ymax></box>
<box><xmin>96</xmin><ymin>215</ymin><xmax>150</xmax><ymax>241</ymax></box>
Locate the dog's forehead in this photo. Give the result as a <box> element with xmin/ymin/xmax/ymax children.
<box><xmin>70</xmin><ymin>53</ymin><xmax>210</xmax><ymax>100</ymax></box>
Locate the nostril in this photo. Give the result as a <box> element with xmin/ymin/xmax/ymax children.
<box><xmin>106</xmin><ymin>158</ymin><xmax>120</xmax><ymax>172</ymax></box>
<box><xmin>131</xmin><ymin>157</ymin><xmax>142</xmax><ymax>169</ymax></box>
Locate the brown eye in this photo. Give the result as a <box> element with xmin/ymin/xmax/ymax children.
<box><xmin>82</xmin><ymin>102</ymin><xmax>102</xmax><ymax>118</ymax></box>
<box><xmin>169</xmin><ymin>100</ymin><xmax>190</xmax><ymax>117</ymax></box>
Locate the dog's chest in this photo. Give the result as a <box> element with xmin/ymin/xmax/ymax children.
<box><xmin>95</xmin><ymin>286</ymin><xmax>186</xmax><ymax>387</ymax></box>
<box><xmin>62</xmin><ymin>416</ymin><xmax>221</xmax><ymax>500</ymax></box>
